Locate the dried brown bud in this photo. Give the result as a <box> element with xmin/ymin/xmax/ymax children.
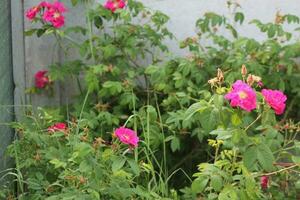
<box><xmin>208</xmin><ymin>77</ymin><xmax>219</xmax><ymax>86</ymax></box>
<box><xmin>246</xmin><ymin>74</ymin><xmax>254</xmax><ymax>86</ymax></box>
<box><xmin>65</xmin><ymin>175</ymin><xmax>77</xmax><ymax>181</ymax></box>
<box><xmin>275</xmin><ymin>11</ymin><xmax>284</xmax><ymax>24</ymax></box>
<box><xmin>80</xmin><ymin>134</ymin><xmax>89</xmax><ymax>142</ymax></box>
<box><xmin>241</xmin><ymin>64</ymin><xmax>247</xmax><ymax>77</ymax></box>
<box><xmin>212</xmin><ymin>27</ymin><xmax>218</xmax><ymax>32</ymax></box>
<box><xmin>217</xmin><ymin>68</ymin><xmax>224</xmax><ymax>83</ymax></box>
<box><xmin>34</xmin><ymin>152</ymin><xmax>41</xmax><ymax>161</ymax></box>
<box><xmin>79</xmin><ymin>176</ymin><xmax>87</xmax><ymax>184</ymax></box>
<box><xmin>191</xmin><ymin>36</ymin><xmax>199</xmax><ymax>43</ymax></box>
<box><xmin>95</xmin><ymin>103</ymin><xmax>110</xmax><ymax>112</ymax></box>
<box><xmin>93</xmin><ymin>137</ymin><xmax>105</xmax><ymax>149</ymax></box>
<box><xmin>252</xmin><ymin>74</ymin><xmax>262</xmax><ymax>83</ymax></box>
<box><xmin>247</xmin><ymin>74</ymin><xmax>262</xmax><ymax>86</ymax></box>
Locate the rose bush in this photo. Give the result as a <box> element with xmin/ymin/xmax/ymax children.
<box><xmin>1</xmin><ymin>0</ymin><xmax>300</xmax><ymax>199</ymax></box>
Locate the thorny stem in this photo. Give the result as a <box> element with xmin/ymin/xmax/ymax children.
<box><xmin>262</xmin><ymin>164</ymin><xmax>299</xmax><ymax>176</ymax></box>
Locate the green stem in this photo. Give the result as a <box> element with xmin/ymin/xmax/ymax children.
<box><xmin>154</xmin><ymin>93</ymin><xmax>168</xmax><ymax>192</ymax></box>
<box><xmin>245</xmin><ymin>114</ymin><xmax>262</xmax><ymax>131</ymax></box>
<box><xmin>87</xmin><ymin>8</ymin><xmax>96</xmax><ymax>63</ymax></box>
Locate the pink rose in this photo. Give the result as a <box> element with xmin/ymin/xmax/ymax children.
<box><xmin>34</xmin><ymin>70</ymin><xmax>49</xmax><ymax>89</ymax></box>
<box><xmin>42</xmin><ymin>1</ymin><xmax>67</xmax><ymax>28</ymax></box>
<box><xmin>260</xmin><ymin>176</ymin><xmax>269</xmax><ymax>190</ymax></box>
<box><xmin>25</xmin><ymin>6</ymin><xmax>40</xmax><ymax>20</ymax></box>
<box><xmin>262</xmin><ymin>89</ymin><xmax>287</xmax><ymax>115</ymax></box>
<box><xmin>39</xmin><ymin>1</ymin><xmax>52</xmax><ymax>9</ymax></box>
<box><xmin>43</xmin><ymin>9</ymin><xmax>65</xmax><ymax>28</ymax></box>
<box><xmin>48</xmin><ymin>122</ymin><xmax>67</xmax><ymax>133</ymax></box>
<box><xmin>26</xmin><ymin>1</ymin><xmax>67</xmax><ymax>28</ymax></box>
<box><xmin>104</xmin><ymin>0</ymin><xmax>126</xmax><ymax>12</ymax></box>
<box><xmin>225</xmin><ymin>80</ymin><xmax>257</xmax><ymax>112</ymax></box>
<box><xmin>115</xmin><ymin>127</ymin><xmax>139</xmax><ymax>148</ymax></box>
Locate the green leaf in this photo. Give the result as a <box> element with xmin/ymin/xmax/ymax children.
<box><xmin>74</xmin><ymin>143</ymin><xmax>93</xmax><ymax>160</ymax></box>
<box><xmin>112</xmin><ymin>157</ymin><xmax>126</xmax><ymax>172</ymax></box>
<box><xmin>184</xmin><ymin>101</ymin><xmax>207</xmax><ymax>120</ymax></box>
<box><xmin>191</xmin><ymin>176</ymin><xmax>208</xmax><ymax>193</ymax></box>
<box><xmin>50</xmin><ymin>159</ymin><xmax>67</xmax><ymax>169</ymax></box>
<box><xmin>243</xmin><ymin>146</ymin><xmax>257</xmax><ymax>170</ymax></box>
<box><xmin>145</xmin><ymin>65</ymin><xmax>159</xmax><ymax>74</ymax></box>
<box><xmin>102</xmin><ymin>81</ymin><xmax>123</xmax><ymax>95</ymax></box>
<box><xmin>267</xmin><ymin>25</ymin><xmax>276</xmax><ymax>38</ymax></box>
<box><xmin>231</xmin><ymin>113</ymin><xmax>242</xmax><ymax>126</ymax></box>
<box><xmin>234</xmin><ymin>12</ymin><xmax>245</xmax><ymax>24</ymax></box>
<box><xmin>101</xmin><ymin>44</ymin><xmax>117</xmax><ymax>59</ymax></box>
<box><xmin>71</xmin><ymin>0</ymin><xmax>78</xmax><ymax>6</ymax></box>
<box><xmin>25</xmin><ymin>29</ymin><xmax>37</xmax><ymax>36</ymax></box>
<box><xmin>213</xmin><ymin>94</ymin><xmax>224</xmax><ymax>109</ymax></box>
<box><xmin>171</xmin><ymin>136</ymin><xmax>180</xmax><ymax>152</ymax></box>
<box><xmin>232</xmin><ymin>129</ymin><xmax>243</xmax><ymax>144</ymax></box>
<box><xmin>257</xmin><ymin>144</ymin><xmax>274</xmax><ymax>171</ymax></box>
<box><xmin>210</xmin><ymin>129</ymin><xmax>232</xmax><ymax>140</ymax></box>
<box><xmin>262</xmin><ymin>108</ymin><xmax>276</xmax><ymax>126</ymax></box>
<box><xmin>226</xmin><ymin>24</ymin><xmax>238</xmax><ymax>38</ymax></box>
<box><xmin>219</xmin><ymin>185</ymin><xmax>238</xmax><ymax>200</ymax></box>
<box><xmin>94</xmin><ymin>16</ymin><xmax>103</xmax><ymax>28</ymax></box>
<box><xmin>79</xmin><ymin>159</ymin><xmax>93</xmax><ymax>173</ymax></box>
<box><xmin>211</xmin><ymin>175</ymin><xmax>223</xmax><ymax>192</ymax></box>
<box><xmin>127</xmin><ymin>159</ymin><xmax>140</xmax><ymax>175</ymax></box>
<box><xmin>37</xmin><ymin>29</ymin><xmax>46</xmax><ymax>37</ymax></box>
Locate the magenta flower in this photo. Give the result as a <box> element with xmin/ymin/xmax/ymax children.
<box><xmin>225</xmin><ymin>80</ymin><xmax>257</xmax><ymax>112</ymax></box>
<box><xmin>42</xmin><ymin>1</ymin><xmax>67</xmax><ymax>28</ymax></box>
<box><xmin>104</xmin><ymin>0</ymin><xmax>126</xmax><ymax>12</ymax></box>
<box><xmin>26</xmin><ymin>6</ymin><xmax>41</xmax><ymax>20</ymax></box>
<box><xmin>262</xmin><ymin>89</ymin><xmax>287</xmax><ymax>115</ymax></box>
<box><xmin>260</xmin><ymin>176</ymin><xmax>269</xmax><ymax>190</ymax></box>
<box><xmin>35</xmin><ymin>70</ymin><xmax>49</xmax><ymax>89</ymax></box>
<box><xmin>48</xmin><ymin>122</ymin><xmax>67</xmax><ymax>133</ymax></box>
<box><xmin>115</xmin><ymin>127</ymin><xmax>139</xmax><ymax>148</ymax></box>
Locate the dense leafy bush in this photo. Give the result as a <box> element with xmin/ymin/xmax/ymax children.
<box><xmin>1</xmin><ymin>0</ymin><xmax>300</xmax><ymax>199</ymax></box>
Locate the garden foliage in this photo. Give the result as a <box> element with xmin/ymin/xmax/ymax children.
<box><xmin>1</xmin><ymin>0</ymin><xmax>300</xmax><ymax>199</ymax></box>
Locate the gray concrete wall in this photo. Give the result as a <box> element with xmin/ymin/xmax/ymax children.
<box><xmin>0</xmin><ymin>0</ymin><xmax>14</xmax><ymax>173</ymax></box>
<box><xmin>17</xmin><ymin>0</ymin><xmax>300</xmax><ymax>107</ymax></box>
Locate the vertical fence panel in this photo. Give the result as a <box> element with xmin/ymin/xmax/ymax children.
<box><xmin>0</xmin><ymin>0</ymin><xmax>14</xmax><ymax>174</ymax></box>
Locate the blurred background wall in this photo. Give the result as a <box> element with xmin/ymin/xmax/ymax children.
<box><xmin>0</xmin><ymin>0</ymin><xmax>14</xmax><ymax>175</ymax></box>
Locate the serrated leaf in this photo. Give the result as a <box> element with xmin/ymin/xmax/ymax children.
<box><xmin>257</xmin><ymin>144</ymin><xmax>274</xmax><ymax>171</ymax></box>
<box><xmin>243</xmin><ymin>146</ymin><xmax>257</xmax><ymax>170</ymax></box>
<box><xmin>127</xmin><ymin>159</ymin><xmax>140</xmax><ymax>175</ymax></box>
<box><xmin>211</xmin><ymin>175</ymin><xmax>223</xmax><ymax>192</ymax></box>
<box><xmin>184</xmin><ymin>101</ymin><xmax>206</xmax><ymax>120</ymax></box>
<box><xmin>112</xmin><ymin>157</ymin><xmax>126</xmax><ymax>172</ymax></box>
<box><xmin>171</xmin><ymin>136</ymin><xmax>180</xmax><ymax>152</ymax></box>
<box><xmin>191</xmin><ymin>176</ymin><xmax>208</xmax><ymax>193</ymax></box>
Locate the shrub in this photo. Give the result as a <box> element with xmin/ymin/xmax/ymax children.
<box><xmin>1</xmin><ymin>1</ymin><xmax>300</xmax><ymax>199</ymax></box>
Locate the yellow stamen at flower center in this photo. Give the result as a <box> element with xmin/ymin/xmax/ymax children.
<box><xmin>53</xmin><ymin>12</ymin><xmax>61</xmax><ymax>19</ymax></box>
<box><xmin>239</xmin><ymin>91</ymin><xmax>248</xmax><ymax>99</ymax></box>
